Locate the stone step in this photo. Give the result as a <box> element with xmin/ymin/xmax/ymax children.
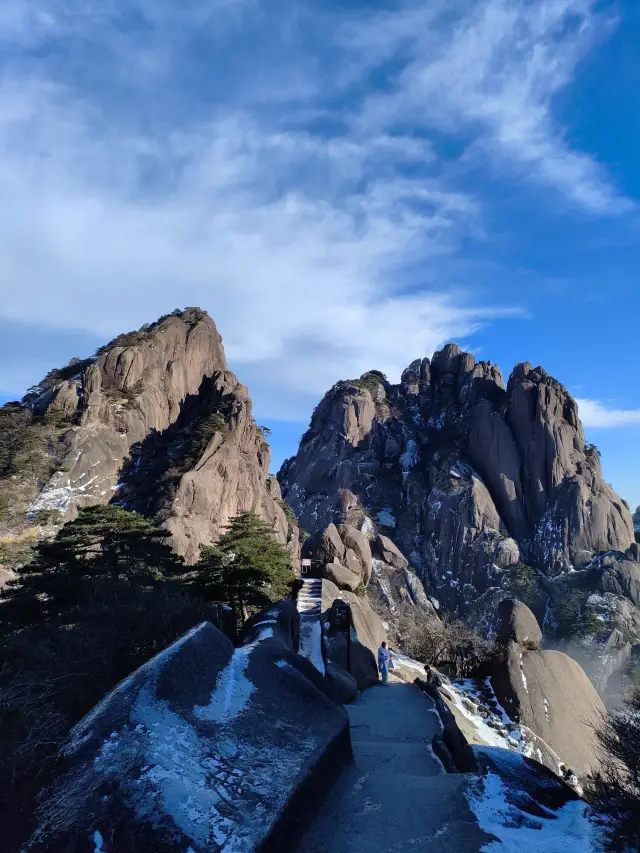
<box><xmin>297</xmin><ymin>579</ymin><xmax>323</xmax><ymax>617</ymax></box>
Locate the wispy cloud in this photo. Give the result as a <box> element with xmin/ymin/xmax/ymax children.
<box><xmin>0</xmin><ymin>0</ymin><xmax>632</xmax><ymax>418</ymax></box>
<box><xmin>343</xmin><ymin>0</ymin><xmax>628</xmax><ymax>214</ymax></box>
<box><xmin>577</xmin><ymin>399</ymin><xmax>640</xmax><ymax>429</ymax></box>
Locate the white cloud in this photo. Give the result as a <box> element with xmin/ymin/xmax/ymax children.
<box><xmin>577</xmin><ymin>399</ymin><xmax>640</xmax><ymax>429</ymax></box>
<box><xmin>344</xmin><ymin>0</ymin><xmax>629</xmax><ymax>214</ymax></box>
<box><xmin>0</xmin><ymin>94</ymin><xmax>515</xmax><ymax>416</ymax></box>
<box><xmin>0</xmin><ymin>0</ymin><xmax>633</xmax><ymax>419</ymax></box>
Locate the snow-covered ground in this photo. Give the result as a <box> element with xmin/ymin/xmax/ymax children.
<box><xmin>445</xmin><ymin>677</ymin><xmax>536</xmax><ymax>756</ymax></box>
<box><xmin>467</xmin><ymin>749</ymin><xmax>601</xmax><ymax>852</ymax></box>
<box><xmin>391</xmin><ymin>652</ymin><xmax>428</xmax><ymax>676</ymax></box>
<box><xmin>444</xmin><ymin>677</ymin><xmax>582</xmax><ymax>794</ymax></box>
<box><xmin>299</xmin><ymin>617</ymin><xmax>325</xmax><ymax>675</ymax></box>
<box><xmin>296</xmin><ymin>579</ymin><xmax>325</xmax><ymax>675</ymax></box>
<box><xmin>388</xmin><ymin>656</ymin><xmax>523</xmax><ymax>756</ymax></box>
<box><xmin>386</xmin><ymin>654</ymin><xmax>541</xmax><ymax>770</ymax></box>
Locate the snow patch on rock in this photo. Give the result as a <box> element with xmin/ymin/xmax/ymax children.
<box><xmin>467</xmin><ymin>760</ymin><xmax>599</xmax><ymax>852</ymax></box>
<box><xmin>360</xmin><ymin>517</ymin><xmax>375</xmax><ymax>539</ymax></box>
<box><xmin>377</xmin><ymin>509</ymin><xmax>396</xmax><ymax>528</ymax></box>
<box><xmin>519</xmin><ymin>653</ymin><xmax>529</xmax><ymax>693</ymax></box>
<box><xmin>299</xmin><ymin>617</ymin><xmax>325</xmax><ymax>675</ymax></box>
<box><xmin>92</xmin><ymin>830</ymin><xmax>107</xmax><ymax>852</ymax></box>
<box><xmin>399</xmin><ymin>440</ymin><xmax>419</xmax><ymax>481</ymax></box>
<box><xmin>447</xmin><ymin>678</ymin><xmax>532</xmax><ymax>756</ymax></box>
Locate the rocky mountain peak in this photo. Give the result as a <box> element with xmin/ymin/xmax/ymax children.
<box><xmin>279</xmin><ymin>343</ymin><xmax>636</xmax><ymax>677</ymax></box>
<box><xmin>1</xmin><ymin>308</ymin><xmax>299</xmax><ymax>569</ymax></box>
<box><xmin>431</xmin><ymin>341</ymin><xmax>475</xmax><ymax>377</ymax></box>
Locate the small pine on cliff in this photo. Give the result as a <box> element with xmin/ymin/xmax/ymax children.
<box><xmin>195</xmin><ymin>512</ymin><xmax>296</xmax><ymax>632</ymax></box>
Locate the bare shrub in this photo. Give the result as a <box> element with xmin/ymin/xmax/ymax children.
<box><xmin>396</xmin><ymin>604</ymin><xmax>495</xmax><ymax>677</ymax></box>
<box><xmin>588</xmin><ymin>688</ymin><xmax>640</xmax><ymax>852</ymax></box>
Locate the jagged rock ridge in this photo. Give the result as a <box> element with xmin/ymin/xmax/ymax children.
<box><xmin>279</xmin><ymin>344</ymin><xmax>639</xmax><ymax>692</ymax></box>
<box><xmin>1</xmin><ymin>308</ymin><xmax>298</xmax><ymax>565</ymax></box>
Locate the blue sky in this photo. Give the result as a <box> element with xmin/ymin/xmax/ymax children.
<box><xmin>0</xmin><ymin>0</ymin><xmax>639</xmax><ymax>509</ymax></box>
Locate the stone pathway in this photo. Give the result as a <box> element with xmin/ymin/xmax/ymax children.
<box><xmin>296</xmin><ymin>578</ymin><xmax>325</xmax><ymax>675</ymax></box>
<box><xmin>297</xmin><ymin>577</ymin><xmax>323</xmax><ymax>616</ymax></box>
<box><xmin>294</xmin><ymin>681</ymin><xmax>489</xmax><ymax>853</ymax></box>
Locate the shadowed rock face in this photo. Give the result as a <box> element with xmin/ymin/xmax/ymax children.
<box><xmin>19</xmin><ymin>309</ymin><xmax>299</xmax><ymax>563</ymax></box>
<box><xmin>601</xmin><ymin>559</ymin><xmax>640</xmax><ymax>608</ymax></box>
<box><xmin>25</xmin><ymin>615</ymin><xmax>349</xmax><ymax>853</ymax></box>
<box><xmin>321</xmin><ymin>578</ymin><xmax>386</xmax><ymax>689</ymax></box>
<box><xmin>279</xmin><ymin>346</ymin><xmax>635</xmax><ymax>623</ymax></box>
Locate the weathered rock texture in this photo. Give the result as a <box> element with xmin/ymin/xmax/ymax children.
<box><xmin>302</xmin><ymin>516</ymin><xmax>438</xmax><ymax>644</ymax></box>
<box><xmin>2</xmin><ymin>309</ymin><xmax>298</xmax><ymax>564</ymax></box>
<box><xmin>25</xmin><ymin>614</ymin><xmax>349</xmax><ymax>853</ymax></box>
<box><xmin>321</xmin><ymin>579</ymin><xmax>386</xmax><ymax>689</ymax></box>
<box><xmin>497</xmin><ymin>599</ymin><xmax>542</xmax><ymax>650</ymax></box>
<box><xmin>279</xmin><ymin>345</ymin><xmax>638</xmax><ymax>683</ymax></box>
<box><xmin>491</xmin><ymin>602</ymin><xmax>606</xmax><ymax>778</ymax></box>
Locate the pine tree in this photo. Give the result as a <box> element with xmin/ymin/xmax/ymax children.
<box><xmin>194</xmin><ymin>512</ymin><xmax>295</xmax><ymax>631</ymax></box>
<box><xmin>0</xmin><ymin>505</ymin><xmax>184</xmax><ymax>629</ymax></box>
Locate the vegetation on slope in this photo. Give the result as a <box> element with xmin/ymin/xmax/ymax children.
<box><xmin>0</xmin><ymin>505</ymin><xmax>292</xmax><ymax>840</ymax></box>
<box><xmin>195</xmin><ymin>512</ymin><xmax>296</xmax><ymax>635</ymax></box>
<box><xmin>590</xmin><ymin>687</ymin><xmax>640</xmax><ymax>851</ymax></box>
<box><xmin>396</xmin><ymin>603</ymin><xmax>496</xmax><ymax>677</ymax></box>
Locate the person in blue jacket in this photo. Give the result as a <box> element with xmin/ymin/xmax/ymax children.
<box><xmin>377</xmin><ymin>641</ymin><xmax>393</xmax><ymax>685</ymax></box>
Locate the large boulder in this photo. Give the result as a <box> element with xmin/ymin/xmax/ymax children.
<box><xmin>303</xmin><ymin>523</ymin><xmax>346</xmax><ymax>569</ymax></box>
<box><xmin>26</xmin><ymin>620</ymin><xmax>349</xmax><ymax>852</ymax></box>
<box><xmin>322</xmin><ymin>620</ymin><xmax>378</xmax><ymax>690</ymax></box>
<box><xmin>344</xmin><ymin>549</ymin><xmax>363</xmax><ymax>575</ymax></box>
<box><xmin>322</xmin><ymin>579</ymin><xmax>386</xmax><ymax>689</ymax></box>
<box><xmin>325</xmin><ymin>660</ymin><xmax>359</xmax><ymax>704</ymax></box>
<box><xmin>242</xmin><ymin>597</ymin><xmax>300</xmax><ymax>649</ymax></box>
<box><xmin>492</xmin><ymin>639</ymin><xmax>606</xmax><ymax>778</ymax></box>
<box><xmin>472</xmin><ymin>747</ymin><xmax>585</xmax><ymax>830</ymax></box>
<box><xmin>497</xmin><ymin>600</ymin><xmax>542</xmax><ymax>649</ymax></box>
<box><xmin>339</xmin><ymin>524</ymin><xmax>373</xmax><ymax>585</ymax></box>
<box><xmin>492</xmin><ymin>599</ymin><xmax>606</xmax><ymax>778</ymax></box>
<box><xmin>601</xmin><ymin>559</ymin><xmax>640</xmax><ymax>608</ymax></box>
<box><xmin>323</xmin><ymin>561</ymin><xmax>361</xmax><ymax>592</ymax></box>
<box><xmin>321</xmin><ymin>581</ymin><xmax>386</xmax><ymax>657</ymax></box>
<box><xmin>375</xmin><ymin>534</ymin><xmax>408</xmax><ymax>570</ymax></box>
<box><xmin>494</xmin><ymin>537</ymin><xmax>520</xmax><ymax>568</ymax></box>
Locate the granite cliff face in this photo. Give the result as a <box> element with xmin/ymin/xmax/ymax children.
<box><xmin>279</xmin><ymin>344</ymin><xmax>639</xmax><ymax>693</ymax></box>
<box><xmin>0</xmin><ymin>309</ymin><xmax>298</xmax><ymax>566</ymax></box>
